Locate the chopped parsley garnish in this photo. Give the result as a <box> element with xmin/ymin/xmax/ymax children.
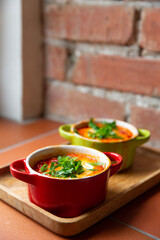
<box><xmin>40</xmin><ymin>164</ymin><xmax>48</xmax><ymax>172</ymax></box>
<box><xmin>88</xmin><ymin>118</ymin><xmax>123</xmax><ymax>140</ymax></box>
<box><xmin>41</xmin><ymin>155</ymin><xmax>85</xmax><ymax>178</ymax></box>
<box><xmin>74</xmin><ymin>129</ymin><xmax>79</xmax><ymax>134</ymax></box>
<box><xmin>86</xmin><ymin>169</ymin><xmax>99</xmax><ymax>171</ymax></box>
<box><xmin>88</xmin><ymin>161</ymin><xmax>104</xmax><ymax>166</ymax></box>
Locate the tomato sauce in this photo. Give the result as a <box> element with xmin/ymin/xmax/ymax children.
<box><xmin>33</xmin><ymin>153</ymin><xmax>105</xmax><ymax>179</ymax></box>
<box><xmin>77</xmin><ymin>125</ymin><xmax>133</xmax><ymax>143</ymax></box>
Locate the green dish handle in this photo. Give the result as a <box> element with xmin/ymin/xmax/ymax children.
<box><xmin>59</xmin><ymin>124</ymin><xmax>73</xmax><ymax>142</ymax></box>
<box><xmin>134</xmin><ymin>129</ymin><xmax>150</xmax><ymax>147</ymax></box>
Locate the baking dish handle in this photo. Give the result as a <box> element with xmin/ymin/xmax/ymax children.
<box><xmin>10</xmin><ymin>159</ymin><xmax>36</xmax><ymax>185</ymax></box>
<box><xmin>59</xmin><ymin>124</ymin><xmax>74</xmax><ymax>142</ymax></box>
<box><xmin>103</xmin><ymin>152</ymin><xmax>123</xmax><ymax>177</ymax></box>
<box><xmin>134</xmin><ymin>129</ymin><xmax>150</xmax><ymax>147</ymax></box>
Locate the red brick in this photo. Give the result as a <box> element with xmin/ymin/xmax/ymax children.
<box><xmin>45</xmin><ymin>45</ymin><xmax>67</xmax><ymax>80</ymax></box>
<box><xmin>130</xmin><ymin>106</ymin><xmax>160</xmax><ymax>147</ymax></box>
<box><xmin>73</xmin><ymin>54</ymin><xmax>160</xmax><ymax>96</ymax></box>
<box><xmin>44</xmin><ymin>5</ymin><xmax>135</xmax><ymax>45</ymax></box>
<box><xmin>45</xmin><ymin>82</ymin><xmax>125</xmax><ymax>121</ymax></box>
<box><xmin>140</xmin><ymin>8</ymin><xmax>160</xmax><ymax>52</ymax></box>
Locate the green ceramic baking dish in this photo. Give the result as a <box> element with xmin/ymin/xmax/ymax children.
<box><xmin>59</xmin><ymin>118</ymin><xmax>150</xmax><ymax>171</ymax></box>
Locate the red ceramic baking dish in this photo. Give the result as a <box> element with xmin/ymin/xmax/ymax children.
<box><xmin>10</xmin><ymin>145</ymin><xmax>122</xmax><ymax>218</ymax></box>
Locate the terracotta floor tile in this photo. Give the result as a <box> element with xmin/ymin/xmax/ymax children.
<box><xmin>0</xmin><ymin>132</ymin><xmax>67</xmax><ymax>167</ymax></box>
<box><xmin>0</xmin><ymin>201</ymin><xmax>153</xmax><ymax>240</ymax></box>
<box><xmin>0</xmin><ymin>201</ymin><xmax>66</xmax><ymax>240</ymax></box>
<box><xmin>73</xmin><ymin>218</ymin><xmax>153</xmax><ymax>240</ymax></box>
<box><xmin>0</xmin><ymin>118</ymin><xmax>62</xmax><ymax>149</ymax></box>
<box><xmin>111</xmin><ymin>184</ymin><xmax>160</xmax><ymax>238</ymax></box>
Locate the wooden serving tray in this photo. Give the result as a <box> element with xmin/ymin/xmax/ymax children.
<box><xmin>0</xmin><ymin>146</ymin><xmax>160</xmax><ymax>236</ymax></box>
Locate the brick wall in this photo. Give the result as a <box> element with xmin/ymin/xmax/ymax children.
<box><xmin>43</xmin><ymin>0</ymin><xmax>160</xmax><ymax>148</ymax></box>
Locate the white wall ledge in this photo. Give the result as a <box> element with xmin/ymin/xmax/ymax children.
<box><xmin>0</xmin><ymin>0</ymin><xmax>43</xmax><ymax>122</ymax></box>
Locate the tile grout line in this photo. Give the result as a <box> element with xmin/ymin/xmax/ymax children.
<box><xmin>109</xmin><ymin>217</ymin><xmax>159</xmax><ymax>240</ymax></box>
<box><xmin>0</xmin><ymin>129</ymin><xmax>60</xmax><ymax>154</ymax></box>
<box><xmin>1</xmin><ymin>122</ymin><xmax>158</xmax><ymax>239</ymax></box>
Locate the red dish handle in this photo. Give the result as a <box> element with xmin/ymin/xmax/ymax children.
<box><xmin>10</xmin><ymin>159</ymin><xmax>36</xmax><ymax>185</ymax></box>
<box><xmin>103</xmin><ymin>152</ymin><xmax>122</xmax><ymax>177</ymax></box>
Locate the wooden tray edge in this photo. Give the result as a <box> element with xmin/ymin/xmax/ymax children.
<box><xmin>0</xmin><ymin>168</ymin><xmax>160</xmax><ymax>236</ymax></box>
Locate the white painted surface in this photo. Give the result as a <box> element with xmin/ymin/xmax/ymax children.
<box><xmin>0</xmin><ymin>0</ymin><xmax>22</xmax><ymax>121</ymax></box>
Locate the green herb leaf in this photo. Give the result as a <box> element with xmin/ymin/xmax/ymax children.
<box><xmin>88</xmin><ymin>118</ymin><xmax>99</xmax><ymax>130</ymax></box>
<box><xmin>70</xmin><ymin>174</ymin><xmax>77</xmax><ymax>178</ymax></box>
<box><xmin>88</xmin><ymin>162</ymin><xmax>105</xmax><ymax>166</ymax></box>
<box><xmin>87</xmin><ymin>169</ymin><xmax>99</xmax><ymax>171</ymax></box>
<box><xmin>50</xmin><ymin>162</ymin><xmax>55</xmax><ymax>168</ymax></box>
<box><xmin>88</xmin><ymin>119</ymin><xmax>123</xmax><ymax>140</ymax></box>
<box><xmin>40</xmin><ymin>155</ymin><xmax>102</xmax><ymax>179</ymax></box>
<box><xmin>46</xmin><ymin>155</ymin><xmax>85</xmax><ymax>179</ymax></box>
<box><xmin>40</xmin><ymin>164</ymin><xmax>48</xmax><ymax>172</ymax></box>
<box><xmin>74</xmin><ymin>129</ymin><xmax>79</xmax><ymax>134</ymax></box>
